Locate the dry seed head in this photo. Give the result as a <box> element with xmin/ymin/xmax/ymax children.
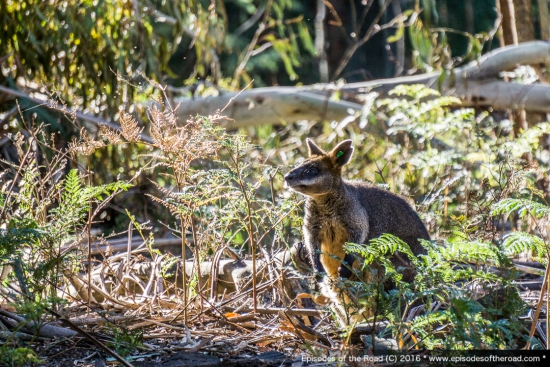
<box><xmin>14</xmin><ymin>132</ymin><xmax>25</xmax><ymax>158</ymax></box>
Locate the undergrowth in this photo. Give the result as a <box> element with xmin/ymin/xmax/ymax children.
<box><xmin>343</xmin><ymin>234</ymin><xmax>528</xmax><ymax>350</ymax></box>
<box><xmin>0</xmin><ymin>84</ymin><xmax>549</xmax><ymax>363</ymax></box>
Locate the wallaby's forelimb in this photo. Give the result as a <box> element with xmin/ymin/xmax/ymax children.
<box><xmin>338</xmin><ymin>253</ymin><xmax>358</xmax><ymax>279</ymax></box>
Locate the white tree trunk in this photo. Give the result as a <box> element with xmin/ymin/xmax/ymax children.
<box><xmin>174</xmin><ymin>41</ymin><xmax>550</xmax><ymax>129</ymax></box>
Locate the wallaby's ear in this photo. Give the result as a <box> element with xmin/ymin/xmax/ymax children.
<box><xmin>328</xmin><ymin>140</ymin><xmax>354</xmax><ymax>168</ymax></box>
<box><xmin>306</xmin><ymin>138</ymin><xmax>325</xmax><ymax>156</ymax></box>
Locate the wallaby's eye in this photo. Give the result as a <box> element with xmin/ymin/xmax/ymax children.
<box><xmin>304</xmin><ymin>167</ymin><xmax>318</xmax><ymax>176</ymax></box>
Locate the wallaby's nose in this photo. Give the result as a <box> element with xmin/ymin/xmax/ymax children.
<box><xmin>284</xmin><ymin>172</ymin><xmax>295</xmax><ymax>181</ymax></box>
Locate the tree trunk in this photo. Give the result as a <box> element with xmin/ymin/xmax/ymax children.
<box><xmin>538</xmin><ymin>0</ymin><xmax>550</xmax><ymax>40</ymax></box>
<box><xmin>514</xmin><ymin>0</ymin><xmax>536</xmax><ymax>42</ymax></box>
<box><xmin>498</xmin><ymin>0</ymin><xmax>535</xmax><ymax>45</ymax></box>
<box><xmin>498</xmin><ymin>0</ymin><xmax>519</xmax><ymax>45</ymax></box>
<box><xmin>464</xmin><ymin>0</ymin><xmax>475</xmax><ymax>35</ymax></box>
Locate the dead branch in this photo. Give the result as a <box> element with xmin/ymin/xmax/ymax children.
<box><xmin>0</xmin><ymin>308</ymin><xmax>77</xmax><ymax>339</ymax></box>
<box><xmin>54</xmin><ymin>315</ymin><xmax>141</xmax><ymax>326</ymax></box>
<box><xmin>223</xmin><ymin>306</ymin><xmax>320</xmax><ymax>317</ymax></box>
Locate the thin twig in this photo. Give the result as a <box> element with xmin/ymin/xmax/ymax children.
<box><xmin>179</xmin><ymin>214</ymin><xmax>188</xmax><ymax>325</ymax></box>
<box><xmin>0</xmin><ymin>135</ymin><xmax>34</xmax><ymax>222</ymax></box>
<box><xmin>526</xmin><ymin>262</ymin><xmax>550</xmax><ymax>349</ymax></box>
<box><xmin>231</xmin><ymin>0</ymin><xmax>274</xmax><ymax>89</ymax></box>
<box><xmin>220</xmin><ymin>80</ymin><xmax>254</xmax><ymax>114</ymax></box>
<box><xmin>0</xmin><ymin>85</ymin><xmax>153</xmax><ymax>143</ymax></box>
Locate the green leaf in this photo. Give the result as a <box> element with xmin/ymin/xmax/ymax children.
<box><xmin>387</xmin><ymin>24</ymin><xmax>404</xmax><ymax>43</ymax></box>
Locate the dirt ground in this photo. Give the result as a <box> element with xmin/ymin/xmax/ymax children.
<box><xmin>36</xmin><ymin>340</ymin><xmax>296</xmax><ymax>367</ymax></box>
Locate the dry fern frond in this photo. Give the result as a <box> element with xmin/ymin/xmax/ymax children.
<box><xmin>119</xmin><ymin>112</ymin><xmax>144</xmax><ymax>142</ymax></box>
<box><xmin>148</xmin><ymin>105</ymin><xmax>182</xmax><ymax>152</ymax></box>
<box><xmin>68</xmin><ymin>139</ymin><xmax>94</xmax><ymax>156</ymax></box>
<box><xmin>145</xmin><ymin>193</ymin><xmax>182</xmax><ymax>214</ymax></box>
<box><xmin>149</xmin><ymin>181</ymin><xmax>181</xmax><ymax>199</ymax></box>
<box><xmin>149</xmin><ymin>162</ymin><xmax>173</xmax><ymax>171</ymax></box>
<box><xmin>99</xmin><ymin>125</ymin><xmax>122</xmax><ymax>144</ymax></box>
<box><xmin>68</xmin><ymin>128</ymin><xmax>104</xmax><ymax>156</ymax></box>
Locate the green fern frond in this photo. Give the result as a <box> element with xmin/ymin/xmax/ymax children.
<box><xmin>490</xmin><ymin>198</ymin><xmax>550</xmax><ymax>219</ymax></box>
<box><xmin>62</xmin><ymin>169</ymin><xmax>84</xmax><ymax>206</ymax></box>
<box><xmin>53</xmin><ymin>169</ymin><xmax>87</xmax><ymax>229</ymax></box>
<box><xmin>501</xmin><ymin>231</ymin><xmax>547</xmax><ymax>258</ymax></box>
<box><xmin>447</xmin><ymin>229</ymin><xmax>470</xmax><ymax>244</ymax></box>
<box><xmin>371</xmin><ymin>234</ymin><xmax>417</xmax><ymax>261</ymax></box>
<box><xmin>344</xmin><ymin>234</ymin><xmax>417</xmax><ymax>280</ymax></box>
<box><xmin>50</xmin><ymin>170</ymin><xmax>132</xmax><ymax>235</ymax></box>
<box><xmin>83</xmin><ymin>180</ymin><xmax>133</xmax><ymax>201</ymax></box>
<box><xmin>439</xmin><ymin>240</ymin><xmax>502</xmax><ymax>265</ymax></box>
<box><xmin>0</xmin><ymin>219</ymin><xmax>43</xmax><ymax>260</ymax></box>
<box><xmin>344</xmin><ymin>234</ymin><xmax>417</xmax><ymax>266</ymax></box>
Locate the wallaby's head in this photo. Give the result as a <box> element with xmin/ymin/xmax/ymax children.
<box><xmin>284</xmin><ymin>139</ymin><xmax>354</xmax><ymax>196</ymax></box>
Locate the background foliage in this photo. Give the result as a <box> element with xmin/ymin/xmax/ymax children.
<box><xmin>1</xmin><ymin>0</ymin><xmax>550</xmax><ymax>360</ymax></box>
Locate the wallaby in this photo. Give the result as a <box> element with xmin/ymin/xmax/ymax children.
<box><xmin>284</xmin><ymin>138</ymin><xmax>430</xmax><ymax>323</ymax></box>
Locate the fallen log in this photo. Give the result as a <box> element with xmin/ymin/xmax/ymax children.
<box><xmin>3</xmin><ymin>42</ymin><xmax>550</xmax><ymax>143</ymax></box>
<box><xmin>63</xmin><ymin>241</ymin><xmax>313</xmax><ymax>303</ymax></box>
<box><xmin>0</xmin><ymin>308</ymin><xmax>78</xmax><ymax>339</ymax></box>
<box><xmin>65</xmin><ymin>236</ymin><xmax>182</xmax><ymax>256</ymax></box>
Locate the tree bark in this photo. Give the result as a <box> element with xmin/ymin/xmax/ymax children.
<box><xmin>464</xmin><ymin>0</ymin><xmax>475</xmax><ymax>35</ymax></box>
<box><xmin>514</xmin><ymin>0</ymin><xmax>535</xmax><ymax>42</ymax></box>
<box><xmin>538</xmin><ymin>0</ymin><xmax>550</xmax><ymax>40</ymax></box>
<box><xmin>315</xmin><ymin>0</ymin><xmax>329</xmax><ymax>83</ymax></box>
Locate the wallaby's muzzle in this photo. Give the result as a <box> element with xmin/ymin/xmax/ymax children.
<box><xmin>284</xmin><ymin>156</ymin><xmax>335</xmax><ymax>196</ymax></box>
<box><xmin>283</xmin><ymin>170</ymin><xmax>300</xmax><ymax>189</ymax></box>
<box><xmin>284</xmin><ymin>165</ymin><xmax>317</xmax><ymax>192</ymax></box>
<box><xmin>283</xmin><ymin>171</ymin><xmax>295</xmax><ymax>182</ymax></box>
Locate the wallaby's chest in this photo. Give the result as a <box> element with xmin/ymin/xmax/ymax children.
<box><xmin>305</xmin><ymin>196</ymin><xmax>368</xmax><ymax>278</ymax></box>
<box><xmin>317</xmin><ymin>217</ymin><xmax>348</xmax><ymax>241</ymax></box>
<box><xmin>317</xmin><ymin>217</ymin><xmax>349</xmax><ymax>278</ymax></box>
<box><xmin>308</xmin><ymin>203</ymin><xmax>364</xmax><ymax>245</ymax></box>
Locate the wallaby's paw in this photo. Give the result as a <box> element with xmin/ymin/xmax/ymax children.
<box><xmin>296</xmin><ymin>292</ymin><xmax>330</xmax><ymax>306</ymax></box>
<box><xmin>338</xmin><ymin>253</ymin><xmax>358</xmax><ymax>278</ymax></box>
<box><xmin>313</xmin><ymin>294</ymin><xmax>331</xmax><ymax>306</ymax></box>
<box><xmin>337</xmin><ymin>264</ymin><xmax>353</xmax><ymax>278</ymax></box>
